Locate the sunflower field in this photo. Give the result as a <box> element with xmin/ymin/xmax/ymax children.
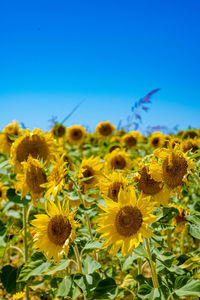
<box><xmin>0</xmin><ymin>120</ymin><xmax>200</xmax><ymax>300</ymax></box>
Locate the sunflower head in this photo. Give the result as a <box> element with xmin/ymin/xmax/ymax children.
<box><xmin>136</xmin><ymin>165</ymin><xmax>163</xmax><ymax>195</ymax></box>
<box><xmin>96</xmin><ymin>121</ymin><xmax>115</xmax><ymax>138</ymax></box>
<box><xmin>66</xmin><ymin>125</ymin><xmax>86</xmax><ymax>145</ymax></box>
<box><xmin>150</xmin><ymin>132</ymin><xmax>165</xmax><ymax>149</ymax></box>
<box><xmin>105</xmin><ymin>149</ymin><xmax>131</xmax><ymax>171</ymax></box>
<box><xmin>100</xmin><ymin>171</ymin><xmax>129</xmax><ymax>202</ymax></box>
<box><xmin>51</xmin><ymin>123</ymin><xmax>66</xmax><ymax>138</ymax></box>
<box><xmin>169</xmin><ymin>138</ymin><xmax>182</xmax><ymax>150</ymax></box>
<box><xmin>0</xmin><ymin>121</ymin><xmax>23</xmax><ymax>156</ymax></box>
<box><xmin>181</xmin><ymin>139</ymin><xmax>199</xmax><ymax>153</ymax></box>
<box><xmin>10</xmin><ymin>129</ymin><xmax>56</xmax><ymax>173</ymax></box>
<box><xmin>31</xmin><ymin>199</ymin><xmax>79</xmax><ymax>263</ymax></box>
<box><xmin>123</xmin><ymin>131</ymin><xmax>141</xmax><ymax>148</ymax></box>
<box><xmin>16</xmin><ymin>156</ymin><xmax>47</xmax><ymax>204</ymax></box>
<box><xmin>183</xmin><ymin>129</ymin><xmax>199</xmax><ymax>140</ymax></box>
<box><xmin>97</xmin><ymin>187</ymin><xmax>157</xmax><ymax>257</ymax></box>
<box><xmin>78</xmin><ymin>156</ymin><xmax>102</xmax><ymax>189</ymax></box>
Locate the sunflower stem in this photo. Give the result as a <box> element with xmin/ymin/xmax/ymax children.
<box><xmin>167</xmin><ymin>229</ymin><xmax>172</xmax><ymax>251</ymax></box>
<box><xmin>180</xmin><ymin>231</ymin><xmax>185</xmax><ymax>254</ymax></box>
<box><xmin>23</xmin><ymin>204</ymin><xmax>30</xmax><ymax>300</ymax></box>
<box><xmin>144</xmin><ymin>238</ymin><xmax>159</xmax><ymax>289</ymax></box>
<box><xmin>73</xmin><ymin>243</ymin><xmax>82</xmax><ymax>273</ymax></box>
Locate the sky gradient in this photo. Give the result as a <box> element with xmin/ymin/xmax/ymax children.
<box><xmin>0</xmin><ymin>0</ymin><xmax>200</xmax><ymax>133</ymax></box>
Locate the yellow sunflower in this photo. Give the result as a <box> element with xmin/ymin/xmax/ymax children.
<box><xmin>151</xmin><ymin>147</ymin><xmax>196</xmax><ymax>190</ymax></box>
<box><xmin>181</xmin><ymin>139</ymin><xmax>199</xmax><ymax>153</ymax></box>
<box><xmin>122</xmin><ymin>131</ymin><xmax>141</xmax><ymax>148</ymax></box>
<box><xmin>149</xmin><ymin>132</ymin><xmax>165</xmax><ymax>149</ymax></box>
<box><xmin>31</xmin><ymin>199</ymin><xmax>79</xmax><ymax>263</ymax></box>
<box><xmin>78</xmin><ymin>156</ymin><xmax>103</xmax><ymax>190</ymax></box>
<box><xmin>96</xmin><ymin>121</ymin><xmax>116</xmax><ymax>138</ymax></box>
<box><xmin>105</xmin><ymin>149</ymin><xmax>131</xmax><ymax>171</ymax></box>
<box><xmin>135</xmin><ymin>163</ymin><xmax>170</xmax><ymax>207</ymax></box>
<box><xmin>51</xmin><ymin>123</ymin><xmax>66</xmax><ymax>138</ymax></box>
<box><xmin>16</xmin><ymin>156</ymin><xmax>47</xmax><ymax>204</ymax></box>
<box><xmin>66</xmin><ymin>125</ymin><xmax>86</xmax><ymax>145</ymax></box>
<box><xmin>0</xmin><ymin>120</ymin><xmax>23</xmax><ymax>156</ymax></box>
<box><xmin>42</xmin><ymin>154</ymin><xmax>68</xmax><ymax>199</ymax></box>
<box><xmin>0</xmin><ymin>182</ymin><xmax>7</xmax><ymax>203</ymax></box>
<box><xmin>183</xmin><ymin>129</ymin><xmax>199</xmax><ymax>140</ymax></box>
<box><xmin>100</xmin><ymin>171</ymin><xmax>129</xmax><ymax>202</ymax></box>
<box><xmin>97</xmin><ymin>187</ymin><xmax>157</xmax><ymax>257</ymax></box>
<box><xmin>10</xmin><ymin>128</ymin><xmax>56</xmax><ymax>173</ymax></box>
<box><xmin>168</xmin><ymin>137</ymin><xmax>182</xmax><ymax>150</ymax></box>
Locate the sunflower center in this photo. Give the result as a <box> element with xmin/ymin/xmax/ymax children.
<box><xmin>16</xmin><ymin>135</ymin><xmax>49</xmax><ymax>163</ymax></box>
<box><xmin>82</xmin><ymin>165</ymin><xmax>94</xmax><ymax>183</ymax></box>
<box><xmin>152</xmin><ymin>137</ymin><xmax>159</xmax><ymax>147</ymax></box>
<box><xmin>162</xmin><ymin>153</ymin><xmax>188</xmax><ymax>188</ymax></box>
<box><xmin>71</xmin><ymin>129</ymin><xmax>83</xmax><ymax>140</ymax></box>
<box><xmin>108</xmin><ymin>181</ymin><xmax>122</xmax><ymax>202</ymax></box>
<box><xmin>53</xmin><ymin>124</ymin><xmax>66</xmax><ymax>138</ymax></box>
<box><xmin>137</xmin><ymin>167</ymin><xmax>163</xmax><ymax>195</ymax></box>
<box><xmin>115</xmin><ymin>206</ymin><xmax>143</xmax><ymax>237</ymax></box>
<box><xmin>124</xmin><ymin>136</ymin><xmax>137</xmax><ymax>147</ymax></box>
<box><xmin>26</xmin><ymin>165</ymin><xmax>47</xmax><ymax>194</ymax></box>
<box><xmin>47</xmin><ymin>215</ymin><xmax>72</xmax><ymax>245</ymax></box>
<box><xmin>111</xmin><ymin>155</ymin><xmax>126</xmax><ymax>170</ymax></box>
<box><xmin>99</xmin><ymin>124</ymin><xmax>112</xmax><ymax>136</ymax></box>
<box><xmin>175</xmin><ymin>210</ymin><xmax>187</xmax><ymax>224</ymax></box>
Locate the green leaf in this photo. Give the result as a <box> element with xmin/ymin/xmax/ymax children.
<box><xmin>56</xmin><ymin>276</ymin><xmax>72</xmax><ymax>297</ymax></box>
<box><xmin>1</xmin><ymin>265</ymin><xmax>18</xmax><ymax>294</ymax></box>
<box><xmin>188</xmin><ymin>223</ymin><xmax>200</xmax><ymax>239</ymax></box>
<box><xmin>186</xmin><ymin>211</ymin><xmax>200</xmax><ymax>226</ymax></box>
<box><xmin>72</xmin><ymin>286</ymin><xmax>81</xmax><ymax>300</ymax></box>
<box><xmin>7</xmin><ymin>133</ymin><xmax>19</xmax><ymax>141</ymax></box>
<box><xmin>6</xmin><ymin>188</ymin><xmax>30</xmax><ymax>206</ymax></box>
<box><xmin>174</xmin><ymin>276</ymin><xmax>190</xmax><ymax>289</ymax></box>
<box><xmin>84</xmin><ymin>240</ymin><xmax>103</xmax><ymax>250</ymax></box>
<box><xmin>82</xmin><ymin>255</ymin><xmax>101</xmax><ymax>274</ymax></box>
<box><xmin>0</xmin><ymin>220</ymin><xmax>7</xmax><ymax>236</ymax></box>
<box><xmin>175</xmin><ymin>280</ymin><xmax>200</xmax><ymax>297</ymax></box>
<box><xmin>93</xmin><ymin>278</ymin><xmax>118</xmax><ymax>299</ymax></box>
<box><xmin>122</xmin><ymin>255</ymin><xmax>134</xmax><ymax>271</ymax></box>
<box><xmin>179</xmin><ymin>255</ymin><xmax>200</xmax><ymax>271</ymax></box>
<box><xmin>43</xmin><ymin>259</ymin><xmax>71</xmax><ymax>275</ymax></box>
<box><xmin>154</xmin><ymin>248</ymin><xmax>175</xmax><ymax>268</ymax></box>
<box><xmin>7</xmin><ymin>209</ymin><xmax>21</xmax><ymax>219</ymax></box>
<box><xmin>18</xmin><ymin>260</ymin><xmax>51</xmax><ymax>281</ymax></box>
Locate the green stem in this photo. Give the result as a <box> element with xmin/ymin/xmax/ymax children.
<box><xmin>167</xmin><ymin>229</ymin><xmax>172</xmax><ymax>251</ymax></box>
<box><xmin>73</xmin><ymin>244</ymin><xmax>82</xmax><ymax>273</ymax></box>
<box><xmin>144</xmin><ymin>238</ymin><xmax>159</xmax><ymax>288</ymax></box>
<box><xmin>180</xmin><ymin>231</ymin><xmax>185</xmax><ymax>254</ymax></box>
<box><xmin>23</xmin><ymin>204</ymin><xmax>30</xmax><ymax>300</ymax></box>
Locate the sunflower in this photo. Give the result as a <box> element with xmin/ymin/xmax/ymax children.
<box><xmin>0</xmin><ymin>120</ymin><xmax>23</xmax><ymax>156</ymax></box>
<box><xmin>31</xmin><ymin>199</ymin><xmax>79</xmax><ymax>263</ymax></box>
<box><xmin>152</xmin><ymin>148</ymin><xmax>196</xmax><ymax>190</ymax></box>
<box><xmin>168</xmin><ymin>138</ymin><xmax>182</xmax><ymax>150</ymax></box>
<box><xmin>105</xmin><ymin>149</ymin><xmax>131</xmax><ymax>171</ymax></box>
<box><xmin>122</xmin><ymin>131</ymin><xmax>141</xmax><ymax>148</ymax></box>
<box><xmin>66</xmin><ymin>125</ymin><xmax>86</xmax><ymax>145</ymax></box>
<box><xmin>135</xmin><ymin>163</ymin><xmax>169</xmax><ymax>207</ymax></box>
<box><xmin>42</xmin><ymin>154</ymin><xmax>68</xmax><ymax>199</ymax></box>
<box><xmin>97</xmin><ymin>187</ymin><xmax>157</xmax><ymax>257</ymax></box>
<box><xmin>16</xmin><ymin>156</ymin><xmax>47</xmax><ymax>204</ymax></box>
<box><xmin>183</xmin><ymin>129</ymin><xmax>199</xmax><ymax>140</ymax></box>
<box><xmin>100</xmin><ymin>171</ymin><xmax>129</xmax><ymax>202</ymax></box>
<box><xmin>96</xmin><ymin>121</ymin><xmax>115</xmax><ymax>138</ymax></box>
<box><xmin>51</xmin><ymin>123</ymin><xmax>66</xmax><ymax>138</ymax></box>
<box><xmin>0</xmin><ymin>182</ymin><xmax>7</xmax><ymax>203</ymax></box>
<box><xmin>149</xmin><ymin>132</ymin><xmax>165</xmax><ymax>149</ymax></box>
<box><xmin>170</xmin><ymin>203</ymin><xmax>189</xmax><ymax>233</ymax></box>
<box><xmin>10</xmin><ymin>128</ymin><xmax>56</xmax><ymax>173</ymax></box>
<box><xmin>78</xmin><ymin>156</ymin><xmax>103</xmax><ymax>190</ymax></box>
<box><xmin>181</xmin><ymin>139</ymin><xmax>199</xmax><ymax>153</ymax></box>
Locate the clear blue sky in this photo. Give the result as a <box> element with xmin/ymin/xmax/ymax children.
<box><xmin>0</xmin><ymin>0</ymin><xmax>199</xmax><ymax>133</ymax></box>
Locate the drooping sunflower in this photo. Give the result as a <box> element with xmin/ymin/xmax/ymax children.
<box><xmin>0</xmin><ymin>120</ymin><xmax>23</xmax><ymax>156</ymax></box>
<box><xmin>31</xmin><ymin>199</ymin><xmax>79</xmax><ymax>263</ymax></box>
<box><xmin>100</xmin><ymin>171</ymin><xmax>129</xmax><ymax>202</ymax></box>
<box><xmin>10</xmin><ymin>128</ymin><xmax>56</xmax><ymax>173</ymax></box>
<box><xmin>181</xmin><ymin>139</ymin><xmax>199</xmax><ymax>154</ymax></box>
<box><xmin>105</xmin><ymin>149</ymin><xmax>131</xmax><ymax>171</ymax></box>
<box><xmin>149</xmin><ymin>132</ymin><xmax>165</xmax><ymax>149</ymax></box>
<box><xmin>135</xmin><ymin>163</ymin><xmax>170</xmax><ymax>207</ymax></box>
<box><xmin>96</xmin><ymin>121</ymin><xmax>115</xmax><ymax>138</ymax></box>
<box><xmin>66</xmin><ymin>125</ymin><xmax>86</xmax><ymax>145</ymax></box>
<box><xmin>51</xmin><ymin>123</ymin><xmax>66</xmax><ymax>138</ymax></box>
<box><xmin>122</xmin><ymin>131</ymin><xmax>142</xmax><ymax>148</ymax></box>
<box><xmin>151</xmin><ymin>147</ymin><xmax>196</xmax><ymax>190</ymax></box>
<box><xmin>183</xmin><ymin>129</ymin><xmax>199</xmax><ymax>140</ymax></box>
<box><xmin>16</xmin><ymin>156</ymin><xmax>47</xmax><ymax>204</ymax></box>
<box><xmin>78</xmin><ymin>156</ymin><xmax>103</xmax><ymax>190</ymax></box>
<box><xmin>0</xmin><ymin>182</ymin><xmax>7</xmax><ymax>203</ymax></box>
<box><xmin>97</xmin><ymin>187</ymin><xmax>157</xmax><ymax>257</ymax></box>
<box><xmin>42</xmin><ymin>154</ymin><xmax>68</xmax><ymax>199</ymax></box>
